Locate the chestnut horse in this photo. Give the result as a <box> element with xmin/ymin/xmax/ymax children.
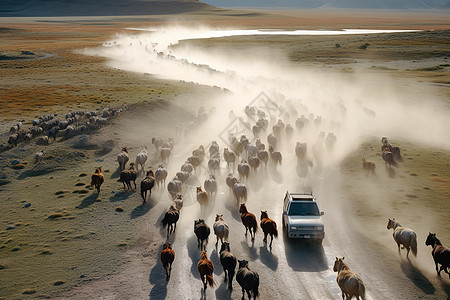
<box><xmin>160</xmin><ymin>243</ymin><xmax>175</xmax><ymax>281</ymax></box>
<box><xmin>333</xmin><ymin>257</ymin><xmax>366</xmax><ymax>300</ymax></box>
<box><xmin>239</xmin><ymin>204</ymin><xmax>257</xmax><ymax>241</ymax></box>
<box><xmin>197</xmin><ymin>251</ymin><xmax>215</xmax><ymax>290</ymax></box>
<box><xmin>260</xmin><ymin>211</ymin><xmax>278</xmax><ymax>248</ymax></box>
<box><xmin>90</xmin><ymin>167</ymin><xmax>104</xmax><ymax>193</ymax></box>
<box><xmin>425</xmin><ymin>232</ymin><xmax>450</xmax><ymax>278</ymax></box>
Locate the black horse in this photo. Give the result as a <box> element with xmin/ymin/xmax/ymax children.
<box><xmin>425</xmin><ymin>232</ymin><xmax>450</xmax><ymax>278</ymax></box>
<box><xmin>161</xmin><ymin>204</ymin><xmax>180</xmax><ymax>238</ymax></box>
<box><xmin>219</xmin><ymin>242</ymin><xmax>237</xmax><ymax>290</ymax></box>
<box><xmin>236</xmin><ymin>260</ymin><xmax>259</xmax><ymax>299</ymax></box>
<box><xmin>194</xmin><ymin>219</ymin><xmax>210</xmax><ymax>251</ymax></box>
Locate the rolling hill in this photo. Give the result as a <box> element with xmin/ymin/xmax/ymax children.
<box><xmin>0</xmin><ymin>0</ymin><xmax>215</xmax><ymax>17</ymax></box>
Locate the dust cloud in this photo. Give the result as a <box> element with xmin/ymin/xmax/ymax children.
<box><xmin>78</xmin><ymin>25</ymin><xmax>449</xmax><ymax>298</ymax></box>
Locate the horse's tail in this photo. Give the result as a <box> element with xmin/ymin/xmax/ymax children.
<box><xmin>411</xmin><ymin>233</ymin><xmax>418</xmax><ymax>257</ymax></box>
<box><xmin>274</xmin><ymin>226</ymin><xmax>278</xmax><ymax>238</ymax></box>
<box><xmin>206</xmin><ymin>274</ymin><xmax>215</xmax><ymax>288</ymax></box>
<box><xmin>358</xmin><ymin>280</ymin><xmax>366</xmax><ymax>300</ymax></box>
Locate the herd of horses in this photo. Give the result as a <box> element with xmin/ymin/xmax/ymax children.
<box><xmin>85</xmin><ymin>109</ymin><xmax>449</xmax><ymax>299</ymax></box>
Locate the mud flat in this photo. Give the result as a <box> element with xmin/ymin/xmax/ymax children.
<box><xmin>0</xmin><ymin>9</ymin><xmax>449</xmax><ymax>299</ymax></box>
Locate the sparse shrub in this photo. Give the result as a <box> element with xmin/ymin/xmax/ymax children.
<box><xmin>115</xmin><ymin>207</ymin><xmax>124</xmax><ymax>212</ymax></box>
<box><xmin>358</xmin><ymin>43</ymin><xmax>370</xmax><ymax>50</ymax></box>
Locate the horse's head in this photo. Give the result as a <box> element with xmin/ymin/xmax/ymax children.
<box><xmin>95</xmin><ymin>167</ymin><xmax>102</xmax><ymax>173</ymax></box>
<box><xmin>220</xmin><ymin>242</ymin><xmax>230</xmax><ymax>253</ymax></box>
<box><xmin>387</xmin><ymin>218</ymin><xmax>396</xmax><ymax>230</ymax></box>
<box><xmin>194</xmin><ymin>219</ymin><xmax>204</xmax><ymax>228</ymax></box>
<box><xmin>146</xmin><ymin>170</ymin><xmax>154</xmax><ymax>177</ymax></box>
<box><xmin>215</xmin><ymin>214</ymin><xmax>223</xmax><ymax>222</ymax></box>
<box><xmin>239</xmin><ymin>204</ymin><xmax>247</xmax><ymax>214</ymax></box>
<box><xmin>261</xmin><ymin>211</ymin><xmax>268</xmax><ymax>220</ymax></box>
<box><xmin>200</xmin><ymin>251</ymin><xmax>208</xmax><ymax>260</ymax></box>
<box><xmin>176</xmin><ymin>194</ymin><xmax>182</xmax><ymax>200</ymax></box>
<box><xmin>425</xmin><ymin>232</ymin><xmax>437</xmax><ymax>246</ymax></box>
<box><xmin>333</xmin><ymin>257</ymin><xmax>346</xmax><ymax>272</ymax></box>
<box><xmin>196</xmin><ymin>186</ymin><xmax>203</xmax><ymax>193</ymax></box>
<box><xmin>122</xmin><ymin>147</ymin><xmax>128</xmax><ymax>153</ymax></box>
<box><xmin>238</xmin><ymin>260</ymin><xmax>249</xmax><ymax>269</ymax></box>
<box><xmin>163</xmin><ymin>243</ymin><xmax>171</xmax><ymax>250</ymax></box>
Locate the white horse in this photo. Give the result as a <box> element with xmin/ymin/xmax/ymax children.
<box><xmin>213</xmin><ymin>214</ymin><xmax>230</xmax><ymax>247</ymax></box>
<box><xmin>387</xmin><ymin>218</ymin><xmax>417</xmax><ymax>259</ymax></box>
<box><xmin>135</xmin><ymin>146</ymin><xmax>148</xmax><ymax>174</ymax></box>
<box><xmin>233</xmin><ymin>182</ymin><xmax>247</xmax><ymax>204</ymax></box>
<box><xmin>333</xmin><ymin>257</ymin><xmax>366</xmax><ymax>300</ymax></box>
<box><xmin>155</xmin><ymin>164</ymin><xmax>168</xmax><ymax>188</ymax></box>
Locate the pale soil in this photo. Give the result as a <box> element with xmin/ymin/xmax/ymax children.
<box><xmin>0</xmin><ymin>9</ymin><xmax>449</xmax><ymax>300</ymax></box>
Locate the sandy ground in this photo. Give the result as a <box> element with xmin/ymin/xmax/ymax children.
<box><xmin>0</xmin><ymin>9</ymin><xmax>450</xmax><ymax>300</ymax></box>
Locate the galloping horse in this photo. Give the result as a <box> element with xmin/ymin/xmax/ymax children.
<box><xmin>213</xmin><ymin>214</ymin><xmax>230</xmax><ymax>247</ymax></box>
<box><xmin>194</xmin><ymin>219</ymin><xmax>210</xmax><ymax>251</ymax></box>
<box><xmin>140</xmin><ymin>170</ymin><xmax>155</xmax><ymax>203</ymax></box>
<box><xmin>333</xmin><ymin>257</ymin><xmax>366</xmax><ymax>300</ymax></box>
<box><xmin>160</xmin><ymin>243</ymin><xmax>175</xmax><ymax>281</ymax></box>
<box><xmin>219</xmin><ymin>242</ymin><xmax>237</xmax><ymax>290</ymax></box>
<box><xmin>260</xmin><ymin>211</ymin><xmax>278</xmax><ymax>248</ymax></box>
<box><xmin>90</xmin><ymin>167</ymin><xmax>104</xmax><ymax>193</ymax></box>
<box><xmin>236</xmin><ymin>260</ymin><xmax>259</xmax><ymax>300</ymax></box>
<box><xmin>425</xmin><ymin>232</ymin><xmax>450</xmax><ymax>278</ymax></box>
<box><xmin>197</xmin><ymin>251</ymin><xmax>215</xmax><ymax>290</ymax></box>
<box><xmin>239</xmin><ymin>204</ymin><xmax>257</xmax><ymax>241</ymax></box>
<box><xmin>387</xmin><ymin>218</ymin><xmax>417</xmax><ymax>259</ymax></box>
<box><xmin>161</xmin><ymin>204</ymin><xmax>180</xmax><ymax>238</ymax></box>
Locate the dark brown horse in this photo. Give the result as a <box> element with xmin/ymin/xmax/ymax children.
<box><xmin>236</xmin><ymin>260</ymin><xmax>259</xmax><ymax>299</ymax></box>
<box><xmin>194</xmin><ymin>219</ymin><xmax>210</xmax><ymax>251</ymax></box>
<box><xmin>140</xmin><ymin>170</ymin><xmax>155</xmax><ymax>203</ymax></box>
<box><xmin>90</xmin><ymin>167</ymin><xmax>104</xmax><ymax>193</ymax></box>
<box><xmin>161</xmin><ymin>204</ymin><xmax>180</xmax><ymax>238</ymax></box>
<box><xmin>197</xmin><ymin>251</ymin><xmax>215</xmax><ymax>290</ymax></box>
<box><xmin>260</xmin><ymin>211</ymin><xmax>278</xmax><ymax>248</ymax></box>
<box><xmin>425</xmin><ymin>232</ymin><xmax>450</xmax><ymax>278</ymax></box>
<box><xmin>160</xmin><ymin>243</ymin><xmax>175</xmax><ymax>281</ymax></box>
<box><xmin>219</xmin><ymin>242</ymin><xmax>237</xmax><ymax>290</ymax></box>
<box><xmin>239</xmin><ymin>204</ymin><xmax>257</xmax><ymax>241</ymax></box>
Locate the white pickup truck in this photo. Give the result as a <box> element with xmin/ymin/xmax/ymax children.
<box><xmin>282</xmin><ymin>191</ymin><xmax>325</xmax><ymax>244</ymax></box>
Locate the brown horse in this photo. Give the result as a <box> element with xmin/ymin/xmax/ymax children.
<box><xmin>425</xmin><ymin>232</ymin><xmax>450</xmax><ymax>278</ymax></box>
<box><xmin>90</xmin><ymin>167</ymin><xmax>104</xmax><ymax>193</ymax></box>
<box><xmin>260</xmin><ymin>211</ymin><xmax>278</xmax><ymax>248</ymax></box>
<box><xmin>160</xmin><ymin>243</ymin><xmax>175</xmax><ymax>281</ymax></box>
<box><xmin>239</xmin><ymin>204</ymin><xmax>257</xmax><ymax>241</ymax></box>
<box><xmin>333</xmin><ymin>257</ymin><xmax>366</xmax><ymax>300</ymax></box>
<box><xmin>197</xmin><ymin>251</ymin><xmax>215</xmax><ymax>290</ymax></box>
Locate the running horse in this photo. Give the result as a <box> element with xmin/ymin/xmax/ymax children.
<box><xmin>239</xmin><ymin>204</ymin><xmax>257</xmax><ymax>241</ymax></box>
<box><xmin>197</xmin><ymin>251</ymin><xmax>215</xmax><ymax>291</ymax></box>
<box><xmin>260</xmin><ymin>211</ymin><xmax>278</xmax><ymax>248</ymax></box>
<box><xmin>425</xmin><ymin>232</ymin><xmax>450</xmax><ymax>278</ymax></box>
<box><xmin>387</xmin><ymin>218</ymin><xmax>417</xmax><ymax>259</ymax></box>
<box><xmin>333</xmin><ymin>257</ymin><xmax>366</xmax><ymax>300</ymax></box>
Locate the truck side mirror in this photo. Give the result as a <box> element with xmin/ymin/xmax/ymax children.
<box><xmin>321</xmin><ymin>211</ymin><xmax>324</xmax><ymax>216</ymax></box>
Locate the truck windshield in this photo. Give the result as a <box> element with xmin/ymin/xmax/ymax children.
<box><xmin>288</xmin><ymin>202</ymin><xmax>320</xmax><ymax>216</ymax></box>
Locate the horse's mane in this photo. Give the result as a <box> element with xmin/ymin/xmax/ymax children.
<box><xmin>200</xmin><ymin>251</ymin><xmax>208</xmax><ymax>260</ymax></box>
<box><xmin>337</xmin><ymin>259</ymin><xmax>350</xmax><ymax>272</ymax></box>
